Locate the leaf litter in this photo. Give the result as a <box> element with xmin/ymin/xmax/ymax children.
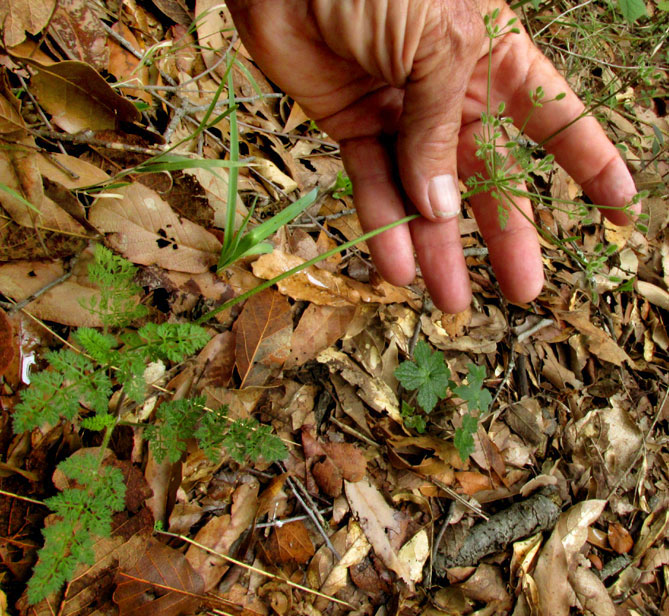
<box><xmin>0</xmin><ymin>1</ymin><xmax>667</xmax><ymax>615</ymax></box>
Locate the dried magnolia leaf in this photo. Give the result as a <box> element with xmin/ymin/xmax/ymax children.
<box><xmin>0</xmin><ymin>0</ymin><xmax>57</xmax><ymax>46</ymax></box>
<box><xmin>265</xmin><ymin>521</ymin><xmax>315</xmax><ymax>565</ymax></box>
<box><xmin>233</xmin><ymin>288</ymin><xmax>292</xmax><ymax>387</ymax></box>
<box><xmin>49</xmin><ymin>0</ymin><xmax>108</xmax><ymax>71</ymax></box>
<box><xmin>345</xmin><ymin>479</ymin><xmax>413</xmax><ymax>587</ymax></box>
<box><xmin>286</xmin><ymin>303</ymin><xmax>356</xmax><ymax>368</ymax></box>
<box><xmin>114</xmin><ymin>538</ymin><xmax>205</xmax><ymax>616</ymax></box>
<box><xmin>89</xmin><ymin>183</ymin><xmax>221</xmax><ymax>273</ymax></box>
<box><xmin>29</xmin><ymin>59</ymin><xmax>140</xmax><ymax>133</ymax></box>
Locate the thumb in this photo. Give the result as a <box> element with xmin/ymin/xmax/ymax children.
<box><xmin>397</xmin><ymin>2</ymin><xmax>484</xmax><ymax>221</ymax></box>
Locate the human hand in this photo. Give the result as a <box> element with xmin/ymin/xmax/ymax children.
<box><xmin>227</xmin><ymin>0</ymin><xmax>639</xmax><ymax>313</ymax></box>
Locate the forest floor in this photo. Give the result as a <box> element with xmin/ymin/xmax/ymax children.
<box><xmin>0</xmin><ymin>1</ymin><xmax>668</xmax><ymax>615</ymax></box>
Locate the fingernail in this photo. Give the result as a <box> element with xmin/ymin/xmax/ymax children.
<box><xmin>428</xmin><ymin>174</ymin><xmax>460</xmax><ymax>218</ymax></box>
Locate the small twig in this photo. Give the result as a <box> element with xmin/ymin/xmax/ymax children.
<box><xmin>429</xmin><ymin>477</ymin><xmax>489</xmax><ymax>521</ymax></box>
<box><xmin>329</xmin><ymin>417</ymin><xmax>380</xmax><ymax>449</ymax></box>
<box><xmin>237</xmin><ymin>120</ymin><xmax>338</xmax><ymax>148</ymax></box>
<box><xmin>514</xmin><ymin>317</ymin><xmax>555</xmax><ymax>344</ymax></box>
<box><xmin>6</xmin><ymin>268</ymin><xmax>74</xmax><ymax>315</ymax></box>
<box><xmin>157</xmin><ymin>529</ymin><xmax>354</xmax><ymax>608</ymax></box>
<box><xmin>255</xmin><ymin>508</ymin><xmax>333</xmax><ymax>529</ymax></box>
<box><xmin>31</xmin><ymin>128</ymin><xmax>174</xmax><ymax>156</ymax></box>
<box><xmin>282</xmin><ymin>472</ymin><xmax>342</xmax><ymax>560</ymax></box>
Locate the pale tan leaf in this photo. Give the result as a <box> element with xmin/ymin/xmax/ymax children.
<box><xmin>397</xmin><ymin>530</ymin><xmax>429</xmax><ymax>584</ymax></box>
<box><xmin>569</xmin><ymin>565</ymin><xmax>616</xmax><ymax>616</ymax></box>
<box><xmin>49</xmin><ymin>0</ymin><xmax>108</xmax><ymax>71</ymax></box>
<box><xmin>89</xmin><ymin>183</ymin><xmax>221</xmax><ymax>273</ymax></box>
<box><xmin>29</xmin><ymin>59</ymin><xmax>140</xmax><ymax>133</ymax></box>
<box><xmin>37</xmin><ymin>152</ymin><xmax>110</xmax><ymax>189</ymax></box>
<box><xmin>0</xmin><ymin>0</ymin><xmax>57</xmax><ymax>46</ymax></box>
<box><xmin>344</xmin><ymin>479</ymin><xmax>413</xmax><ymax>588</ymax></box>
<box><xmin>233</xmin><ymin>288</ymin><xmax>292</xmax><ymax>387</ymax></box>
<box><xmin>559</xmin><ymin>310</ymin><xmax>632</xmax><ymax>366</ymax></box>
<box><xmin>636</xmin><ymin>280</ymin><xmax>669</xmax><ymax>311</ymax></box>
<box><xmin>286</xmin><ymin>304</ymin><xmax>356</xmax><ymax>368</ymax></box>
<box><xmin>319</xmin><ymin>521</ymin><xmax>370</xmax><ymax>596</ymax></box>
<box><xmin>253</xmin><ymin>250</ymin><xmax>416</xmax><ymax>306</ymax></box>
<box><xmin>194</xmin><ymin>0</ymin><xmax>230</xmax><ymax>70</ymax></box>
<box><xmin>0</xmin><ymin>260</ymin><xmax>103</xmax><ymax>327</ymax></box>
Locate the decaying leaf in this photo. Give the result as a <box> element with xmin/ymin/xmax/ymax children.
<box><xmin>397</xmin><ymin>530</ymin><xmax>429</xmax><ymax>584</ymax></box>
<box><xmin>345</xmin><ymin>479</ymin><xmax>413</xmax><ymax>588</ymax></box>
<box><xmin>186</xmin><ymin>480</ymin><xmax>258</xmax><ymax>590</ymax></box>
<box><xmin>89</xmin><ymin>182</ymin><xmax>221</xmax><ymax>273</ymax></box>
<box><xmin>0</xmin><ymin>307</ymin><xmax>14</xmax><ymax>377</ymax></box>
<box><xmin>265</xmin><ymin>521</ymin><xmax>315</xmax><ymax>565</ymax></box>
<box><xmin>0</xmin><ymin>0</ymin><xmax>57</xmax><ymax>46</ymax></box>
<box><xmin>233</xmin><ymin>287</ymin><xmax>292</xmax><ymax>387</ymax></box>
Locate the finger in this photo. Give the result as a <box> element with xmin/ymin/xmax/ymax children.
<box><xmin>396</xmin><ymin>0</ymin><xmax>485</xmax><ymax>222</ymax></box>
<box><xmin>340</xmin><ymin>137</ymin><xmax>416</xmax><ymax>287</ymax></box>
<box><xmin>410</xmin><ymin>216</ymin><xmax>472</xmax><ymax>314</ymax></box>
<box><xmin>458</xmin><ymin>121</ymin><xmax>544</xmax><ymax>304</ymax></box>
<box><xmin>497</xmin><ymin>19</ymin><xmax>639</xmax><ymax>224</ymax></box>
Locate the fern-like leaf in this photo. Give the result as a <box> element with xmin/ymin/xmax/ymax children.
<box><xmin>135</xmin><ymin>322</ymin><xmax>211</xmax><ymax>363</ymax></box>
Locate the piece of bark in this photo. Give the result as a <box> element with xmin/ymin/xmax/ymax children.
<box><xmin>435</xmin><ymin>488</ymin><xmax>561</xmax><ymax>572</ymax></box>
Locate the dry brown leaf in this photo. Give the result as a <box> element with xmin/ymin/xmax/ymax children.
<box><xmin>533</xmin><ymin>500</ymin><xmax>606</xmax><ymax>616</ymax></box>
<box><xmin>319</xmin><ymin>521</ymin><xmax>370</xmax><ymax>596</ymax></box>
<box><xmin>186</xmin><ymin>480</ymin><xmax>259</xmax><ymax>590</ymax></box>
<box><xmin>196</xmin><ymin>331</ymin><xmax>236</xmax><ymax>390</ymax></box>
<box><xmin>559</xmin><ymin>310</ymin><xmax>632</xmax><ymax>366</ymax></box>
<box><xmin>0</xmin><ymin>0</ymin><xmax>57</xmax><ymax>46</ymax></box>
<box><xmin>636</xmin><ymin>280</ymin><xmax>669</xmax><ymax>311</ymax></box>
<box><xmin>397</xmin><ymin>530</ymin><xmax>430</xmax><ymax>584</ymax></box>
<box><xmin>0</xmin><ymin>307</ymin><xmax>14</xmax><ymax>377</ymax></box>
<box><xmin>302</xmin><ymin>427</ymin><xmax>367</xmax><ymax>497</ymax></box>
<box><xmin>286</xmin><ymin>303</ymin><xmax>356</xmax><ymax>368</ymax></box>
<box><xmin>345</xmin><ymin>479</ymin><xmax>413</xmax><ymax>588</ymax></box>
<box><xmin>28</xmin><ymin>59</ymin><xmax>140</xmax><ymax>132</ymax></box>
<box><xmin>457</xmin><ymin>563</ymin><xmax>512</xmax><ymax>607</ymax></box>
<box><xmin>233</xmin><ymin>287</ymin><xmax>292</xmax><ymax>387</ymax></box>
<box><xmin>194</xmin><ymin>0</ymin><xmax>231</xmax><ymax>70</ymax></box>
<box><xmin>114</xmin><ymin>537</ymin><xmax>205</xmax><ymax>616</ymax></box>
<box><xmin>265</xmin><ymin>521</ymin><xmax>315</xmax><ymax>565</ymax></box>
<box><xmin>569</xmin><ymin>564</ymin><xmax>616</xmax><ymax>616</ymax></box>
<box><xmin>253</xmin><ymin>250</ymin><xmax>417</xmax><ymax>306</ymax></box>
<box><xmin>284</xmin><ymin>101</ymin><xmax>309</xmax><ymax>133</ymax></box>
<box><xmin>49</xmin><ymin>0</ymin><xmax>108</xmax><ymax>71</ymax></box>
<box><xmin>0</xmin><ymin>259</ymin><xmax>103</xmax><ymax>327</ymax></box>
<box><xmin>89</xmin><ymin>183</ymin><xmax>221</xmax><ymax>273</ymax></box>
<box><xmin>422</xmin><ymin>306</ymin><xmax>506</xmax><ymax>354</ymax></box>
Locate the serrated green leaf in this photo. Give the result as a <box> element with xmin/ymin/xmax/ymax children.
<box><xmin>453</xmin><ymin>363</ymin><xmax>493</xmax><ymax>413</ymax></box>
<box><xmin>394</xmin><ymin>340</ymin><xmax>450</xmax><ymax>413</ymax></box>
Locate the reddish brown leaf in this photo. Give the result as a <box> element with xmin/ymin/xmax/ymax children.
<box><xmin>113</xmin><ymin>538</ymin><xmax>205</xmax><ymax>616</ymax></box>
<box><xmin>608</xmin><ymin>522</ymin><xmax>634</xmax><ymax>554</ymax></box>
<box><xmin>286</xmin><ymin>303</ymin><xmax>356</xmax><ymax>368</ymax></box>
<box><xmin>0</xmin><ymin>307</ymin><xmax>13</xmax><ymax>377</ymax></box>
<box><xmin>233</xmin><ymin>288</ymin><xmax>292</xmax><ymax>387</ymax></box>
<box><xmin>265</xmin><ymin>521</ymin><xmax>315</xmax><ymax>565</ymax></box>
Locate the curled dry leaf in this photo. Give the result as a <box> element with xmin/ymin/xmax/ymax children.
<box><xmin>265</xmin><ymin>521</ymin><xmax>315</xmax><ymax>565</ymax></box>
<box><xmin>89</xmin><ymin>182</ymin><xmax>221</xmax><ymax>273</ymax></box>
<box><xmin>397</xmin><ymin>530</ymin><xmax>430</xmax><ymax>584</ymax></box>
<box><xmin>345</xmin><ymin>479</ymin><xmax>413</xmax><ymax>588</ymax></box>
<box><xmin>252</xmin><ymin>250</ymin><xmax>417</xmax><ymax>307</ymax></box>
